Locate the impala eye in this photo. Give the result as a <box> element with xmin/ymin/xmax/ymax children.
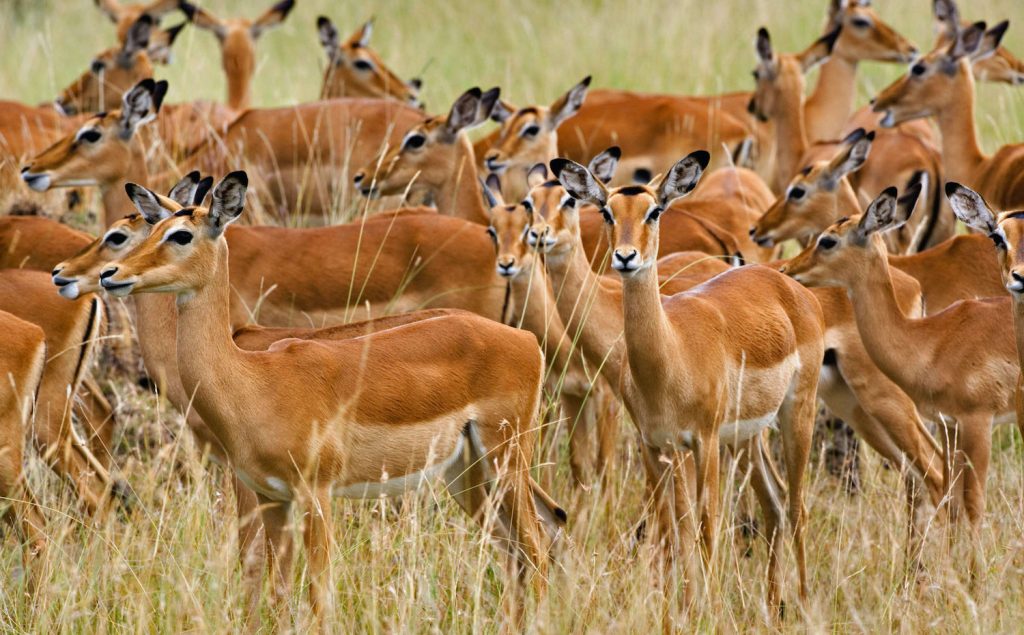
<box><xmin>520</xmin><ymin>124</ymin><xmax>541</xmax><ymax>138</ymax></box>
<box><xmin>911</xmin><ymin>63</ymin><xmax>926</xmax><ymax>77</ymax></box>
<box><xmin>850</xmin><ymin>17</ymin><xmax>872</xmax><ymax>29</ymax></box>
<box><xmin>403</xmin><ymin>134</ymin><xmax>426</xmax><ymax>150</ymax></box>
<box><xmin>818</xmin><ymin>235</ymin><xmax>838</xmax><ymax>250</ymax></box>
<box><xmin>521</xmin><ymin>199</ymin><xmax>533</xmax><ymax>212</ymax></box>
<box><xmin>104</xmin><ymin>232</ymin><xmax>127</xmax><ymax>246</ymax></box>
<box><xmin>167</xmin><ymin>230</ymin><xmax>193</xmax><ymax>246</ymax></box>
<box><xmin>645</xmin><ymin>206</ymin><xmax>663</xmax><ymax>223</ymax></box>
<box><xmin>77</xmin><ymin>129</ymin><xmax>102</xmax><ymax>144</ymax></box>
<box><xmin>600</xmin><ymin>207</ymin><xmax>614</xmax><ymax>225</ymax></box>
<box><xmin>353</xmin><ymin>59</ymin><xmax>374</xmax><ymax>71</ymax></box>
<box><xmin>788</xmin><ymin>186</ymin><xmax>807</xmax><ymax>201</ymax></box>
<box><xmin>990</xmin><ymin>232</ymin><xmax>1007</xmax><ymax>250</ymax></box>
<box><xmin>486</xmin><ymin>226</ymin><xmax>497</xmax><ymax>242</ymax></box>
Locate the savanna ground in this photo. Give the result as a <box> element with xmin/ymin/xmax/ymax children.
<box><xmin>2</xmin><ymin>0</ymin><xmax>1024</xmax><ymax>632</ymax></box>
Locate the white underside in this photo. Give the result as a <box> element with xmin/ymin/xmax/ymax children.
<box><xmin>333</xmin><ymin>433</ymin><xmax>465</xmax><ymax>499</ymax></box>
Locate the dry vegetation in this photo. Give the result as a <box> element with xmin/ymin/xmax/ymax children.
<box><xmin>1</xmin><ymin>0</ymin><xmax>1024</xmax><ymax>632</ymax></box>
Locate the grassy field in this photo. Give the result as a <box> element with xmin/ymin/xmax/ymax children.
<box><xmin>2</xmin><ymin>0</ymin><xmax>1024</xmax><ymax>632</ymax></box>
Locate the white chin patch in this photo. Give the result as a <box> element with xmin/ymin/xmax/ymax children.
<box><xmin>24</xmin><ymin>174</ymin><xmax>51</xmax><ymax>192</ymax></box>
<box><xmin>58</xmin><ymin>282</ymin><xmax>80</xmax><ymax>299</ymax></box>
<box><xmin>105</xmin><ymin>284</ymin><xmax>134</xmax><ymax>298</ymax></box>
<box><xmin>879</xmin><ymin>111</ymin><xmax>896</xmax><ymax>128</ymax></box>
<box><xmin>1007</xmin><ymin>281</ymin><xmax>1024</xmax><ymax>294</ymax></box>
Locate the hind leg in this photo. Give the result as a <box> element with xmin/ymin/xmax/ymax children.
<box><xmin>735</xmin><ymin>435</ymin><xmax>785</xmax><ymax>611</ymax></box>
<box><xmin>75</xmin><ymin>375</ymin><xmax>116</xmax><ymax>469</ymax></box>
<box><xmin>959</xmin><ymin>414</ymin><xmax>992</xmax><ymax>580</ymax></box>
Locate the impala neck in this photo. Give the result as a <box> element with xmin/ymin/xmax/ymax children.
<box><xmin>772</xmin><ymin>84</ymin><xmax>809</xmax><ymax>193</ymax></box>
<box><xmin>544</xmin><ymin>239</ymin><xmax>627</xmax><ymax>387</ymax></box>
<box><xmin>619</xmin><ymin>262</ymin><xmax>678</xmax><ymax>393</ymax></box>
<box><xmin>133</xmin><ymin>293</ymin><xmax>187</xmax><ymax>412</ymax></box>
<box><xmin>435</xmin><ymin>137</ymin><xmax>490</xmax><ymax>225</ymax></box>
<box><xmin>509</xmin><ymin>258</ymin><xmax>576</xmax><ymax>379</ymax></box>
<box><xmin>805</xmin><ymin>55</ymin><xmax>858</xmax><ymax>143</ymax></box>
<box><xmin>935</xmin><ymin>73</ymin><xmax>987</xmax><ymax>190</ymax></box>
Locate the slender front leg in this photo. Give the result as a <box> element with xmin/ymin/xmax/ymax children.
<box><xmin>303</xmin><ymin>487</ymin><xmax>335</xmax><ymax>627</ymax></box>
<box><xmin>694</xmin><ymin>430</ymin><xmax>720</xmax><ymax>574</ymax></box>
<box><xmin>249</xmin><ymin>495</ymin><xmax>293</xmax><ymax>630</ymax></box>
<box><xmin>234</xmin><ymin>476</ymin><xmax>264</xmax><ymax>584</ymax></box>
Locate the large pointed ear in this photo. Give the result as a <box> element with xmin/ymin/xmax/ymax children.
<box><xmin>489</xmin><ymin>99</ymin><xmax>516</xmax><ymax>124</ymax></box>
<box><xmin>251</xmin><ymin>0</ymin><xmax>296</xmax><ymax>39</ymax></box>
<box><xmin>548</xmin><ymin>76</ymin><xmax>591</xmax><ymax>129</ymax></box>
<box><xmin>118</xmin><ymin>79</ymin><xmax>168</xmax><ymax>138</ymax></box>
<box><xmin>149</xmin><ymin>22</ymin><xmax>187</xmax><ymax>64</ymax></box>
<box><xmin>798</xmin><ymin>26</ymin><xmax>842</xmax><ymax>73</ymax></box>
<box><xmin>194</xmin><ymin>175</ymin><xmax>214</xmax><ymax>205</ymax></box>
<box><xmin>481</xmin><ymin>174</ymin><xmax>504</xmax><ymax>210</ymax></box>
<box><xmin>551</xmin><ymin>158</ymin><xmax>608</xmax><ymax>207</ymax></box>
<box><xmin>756</xmin><ymin>27</ymin><xmax>774</xmax><ymax>63</ymax></box>
<box><xmin>526</xmin><ymin>163</ymin><xmax>548</xmax><ymax>190</ymax></box>
<box><xmin>120</xmin><ymin>15</ymin><xmax>154</xmax><ymax>63</ymax></box>
<box><xmin>823</xmin><ymin>128</ymin><xmax>874</xmax><ymax>189</ymax></box>
<box><xmin>656</xmin><ymin>150</ymin><xmax>710</xmax><ymax>207</ymax></box>
<box><xmin>180</xmin><ymin>2</ymin><xmax>226</xmax><ymax>39</ymax></box>
<box><xmin>125</xmin><ymin>182</ymin><xmax>174</xmax><ymax>224</ymax></box>
<box><xmin>167</xmin><ymin>171</ymin><xmax>201</xmax><ymax>206</ymax></box>
<box><xmin>827</xmin><ymin>0</ymin><xmax>848</xmax><ymax>29</ymax></box>
<box><xmin>317</xmin><ymin>16</ymin><xmax>340</xmax><ymax>61</ymax></box>
<box><xmin>444</xmin><ymin>87</ymin><xmax>499</xmax><ymax>137</ymax></box>
<box><xmin>349</xmin><ymin>18</ymin><xmax>373</xmax><ymax>48</ymax></box>
<box><xmin>974</xmin><ymin>21</ymin><xmax>1009</xmax><ymax>62</ymax></box>
<box><xmin>207</xmin><ymin>171</ymin><xmax>248</xmax><ymax>235</ymax></box>
<box><xmin>946</xmin><ymin>181</ymin><xmax>998</xmax><ymax>234</ymax></box>
<box><xmin>587</xmin><ymin>146</ymin><xmax>621</xmax><ymax>185</ymax></box>
<box><xmin>948</xmin><ymin>21</ymin><xmax>987</xmax><ymax>60</ymax></box>
<box><xmin>856</xmin><ymin>186</ymin><xmax>903</xmax><ymax>240</ymax></box>
<box><xmin>932</xmin><ymin>0</ymin><xmax>961</xmax><ymax>39</ymax></box>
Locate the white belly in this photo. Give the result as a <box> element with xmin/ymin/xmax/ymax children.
<box><xmin>333</xmin><ymin>433</ymin><xmax>465</xmax><ymax>499</ymax></box>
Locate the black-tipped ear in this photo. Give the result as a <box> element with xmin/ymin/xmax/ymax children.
<box><xmin>481</xmin><ymin>174</ymin><xmax>503</xmax><ymax>209</ymax></box>
<box><xmin>164</xmin><ymin>22</ymin><xmax>187</xmax><ymax>46</ymax></box>
<box><xmin>125</xmin><ymin>182</ymin><xmax>173</xmax><ymax>224</ymax></box>
<box><xmin>208</xmin><ymin>171</ymin><xmax>248</xmax><ymax>233</ymax></box>
<box><xmin>152</xmin><ymin>80</ymin><xmax>169</xmax><ymax>113</ymax></box>
<box><xmin>976</xmin><ymin>20</ymin><xmax>1009</xmax><ymax>61</ymax></box>
<box><xmin>317</xmin><ymin>16</ymin><xmax>340</xmax><ymax>59</ymax></box>
<box><xmin>756</xmin><ymin>27</ymin><xmax>772</xmax><ymax>61</ymax></box>
<box><xmin>656</xmin><ymin>150</ymin><xmax>709</xmax><ymax>207</ymax></box>
<box><xmin>588</xmin><ymin>146</ymin><xmax>621</xmax><ymax>184</ymax></box>
<box><xmin>444</xmin><ymin>87</ymin><xmax>486</xmax><ymax>136</ymax></box>
<box><xmin>857</xmin><ymin>186</ymin><xmax>900</xmax><ymax>237</ymax></box>
<box><xmin>549</xmin><ymin>75</ymin><xmax>591</xmax><ymax>127</ymax></box>
<box><xmin>526</xmin><ymin>163</ymin><xmax>548</xmax><ymax>190</ymax></box>
<box><xmin>167</xmin><ymin>170</ymin><xmax>201</xmax><ymax>206</ymax></box>
<box><xmin>946</xmin><ymin>181</ymin><xmax>998</xmax><ymax>234</ymax></box>
<box><xmin>408</xmin><ymin>77</ymin><xmax>423</xmax><ymax>91</ymax></box>
<box><xmin>478</xmin><ymin>87</ymin><xmax>501</xmax><ymax>122</ymax></box>
<box><xmin>194</xmin><ymin>176</ymin><xmax>214</xmax><ymax>205</ymax></box>
<box><xmin>551</xmin><ymin>158</ymin><xmax>608</xmax><ymax>207</ymax></box>
<box><xmin>950</xmin><ymin>21</ymin><xmax>987</xmax><ymax>59</ymax></box>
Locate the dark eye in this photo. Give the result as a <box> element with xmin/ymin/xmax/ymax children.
<box><xmin>521</xmin><ymin>199</ymin><xmax>533</xmax><ymax>212</ymax></box>
<box><xmin>486</xmin><ymin>226</ymin><xmax>497</xmax><ymax>242</ymax></box>
<box><xmin>90</xmin><ymin>59</ymin><xmax>106</xmax><ymax>74</ymax></box>
<box><xmin>353</xmin><ymin>59</ymin><xmax>374</xmax><ymax>71</ymax></box>
<box><xmin>818</xmin><ymin>235</ymin><xmax>838</xmax><ymax>250</ymax></box>
<box><xmin>645</xmin><ymin>207</ymin><xmax>663</xmax><ymax>223</ymax></box>
<box><xmin>167</xmin><ymin>231</ymin><xmax>193</xmax><ymax>246</ymax></box>
<box><xmin>562</xmin><ymin>198</ymin><xmax>576</xmax><ymax>209</ymax></box>
<box><xmin>78</xmin><ymin>129</ymin><xmax>102</xmax><ymax>144</ymax></box>
<box><xmin>911</xmin><ymin>63</ymin><xmax>926</xmax><ymax>77</ymax></box>
<box><xmin>104</xmin><ymin>232</ymin><xmax>127</xmax><ymax>246</ymax></box>
<box><xmin>600</xmin><ymin>207</ymin><xmax>614</xmax><ymax>225</ymax></box>
<box><xmin>403</xmin><ymin>134</ymin><xmax>426</xmax><ymax>150</ymax></box>
<box><xmin>520</xmin><ymin>124</ymin><xmax>541</xmax><ymax>138</ymax></box>
<box><xmin>990</xmin><ymin>232</ymin><xmax>1007</xmax><ymax>249</ymax></box>
<box><xmin>850</xmin><ymin>17</ymin><xmax>871</xmax><ymax>29</ymax></box>
<box><xmin>788</xmin><ymin>186</ymin><xmax>806</xmax><ymax>201</ymax></box>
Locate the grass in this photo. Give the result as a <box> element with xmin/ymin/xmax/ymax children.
<box><xmin>2</xmin><ymin>0</ymin><xmax>1024</xmax><ymax>632</ymax></box>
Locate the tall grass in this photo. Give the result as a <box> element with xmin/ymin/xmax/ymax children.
<box><xmin>2</xmin><ymin>0</ymin><xmax>1024</xmax><ymax>632</ymax></box>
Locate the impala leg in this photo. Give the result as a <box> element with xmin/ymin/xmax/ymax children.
<box><xmin>253</xmin><ymin>495</ymin><xmax>293</xmax><ymax>629</ymax></box>
<box><xmin>595</xmin><ymin>384</ymin><xmax>619</xmax><ymax>488</ymax></box>
<box><xmin>693</xmin><ymin>430</ymin><xmax>720</xmax><ymax>574</ymax></box>
<box><xmin>561</xmin><ymin>390</ymin><xmax>592</xmax><ymax>487</ymax></box>
<box><xmin>778</xmin><ymin>365</ymin><xmax>818</xmax><ymax>602</ymax></box>
<box><xmin>736</xmin><ymin>436</ymin><xmax>785</xmax><ymax>612</ymax></box>
<box><xmin>959</xmin><ymin>415</ymin><xmax>992</xmax><ymax>581</ymax></box>
<box><xmin>640</xmin><ymin>445</ymin><xmax>698</xmax><ymax>609</ymax></box>
<box><xmin>303</xmin><ymin>487</ymin><xmax>334</xmax><ymax>626</ymax></box>
<box><xmin>234</xmin><ymin>475</ymin><xmax>264</xmax><ymax>585</ymax></box>
<box><xmin>75</xmin><ymin>375</ymin><xmax>116</xmax><ymax>469</ymax></box>
<box><xmin>0</xmin><ymin>442</ymin><xmax>47</xmax><ymax>589</ymax></box>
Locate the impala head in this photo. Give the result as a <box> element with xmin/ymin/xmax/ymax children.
<box><xmin>946</xmin><ymin>182</ymin><xmax>1024</xmax><ymax>295</ymax></box>
<box><xmin>94</xmin><ymin>0</ymin><xmax>187</xmax><ymax>65</ymax></box>
<box><xmin>99</xmin><ymin>171</ymin><xmax>248</xmax><ymax>298</ymax></box>
<box><xmin>872</xmin><ymin>20</ymin><xmax>1007</xmax><ymax>127</ymax></box>
<box><xmin>527</xmin><ymin>147</ymin><xmax>620</xmax><ymax>258</ymax></box>
<box><xmin>52</xmin><ymin>171</ymin><xmax>211</xmax><ymax>299</ymax></box>
<box><xmin>55</xmin><ymin>15</ymin><xmax>155</xmax><ymax>115</ymax></box>
<box><xmin>751</xmin><ymin>128</ymin><xmax>874</xmax><ymax>247</ymax></box>
<box><xmin>826</xmin><ymin>0</ymin><xmax>918</xmax><ymax>63</ymax></box>
<box><xmin>482</xmin><ymin>174</ymin><xmax>534</xmax><ymax>279</ymax></box>
<box><xmin>24</xmin><ymin>79</ymin><xmax>168</xmax><ymax>192</ymax></box>
<box><xmin>782</xmin><ymin>183</ymin><xmax>923</xmax><ymax>288</ymax></box>
<box><xmin>748</xmin><ymin>26</ymin><xmax>841</xmax><ymax>122</ymax></box>
<box><xmin>483</xmin><ymin>76</ymin><xmax>590</xmax><ymax>187</ymax></box>
<box><xmin>317</xmin><ymin>16</ymin><xmax>422</xmax><ymax>107</ymax></box>
<box><xmin>352</xmin><ymin>86</ymin><xmax>500</xmax><ymax>198</ymax></box>
<box><xmin>181</xmin><ymin>0</ymin><xmax>295</xmax><ymax>110</ymax></box>
<box><xmin>933</xmin><ymin>0</ymin><xmax>1024</xmax><ymax>85</ymax></box>
<box><xmin>552</xmin><ymin>150</ymin><xmax>709</xmax><ymax>276</ymax></box>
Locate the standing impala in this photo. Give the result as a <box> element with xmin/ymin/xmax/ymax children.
<box><xmin>96</xmin><ymin>171</ymin><xmax>563</xmax><ymax>622</ymax></box>
<box><xmin>873</xmin><ymin>20</ymin><xmax>1024</xmax><ymax>210</ymax></box>
<box><xmin>181</xmin><ymin>0</ymin><xmax>295</xmax><ymax>111</ymax></box>
<box><xmin>782</xmin><ymin>186</ymin><xmax>1019</xmax><ymax>574</ymax></box>
<box><xmin>552</xmin><ymin>151</ymin><xmax>826</xmax><ymax>611</ymax></box>
<box><xmin>317</xmin><ymin>16</ymin><xmax>422</xmax><ymax>106</ymax></box>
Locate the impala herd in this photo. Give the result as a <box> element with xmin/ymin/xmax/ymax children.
<box><xmin>1</xmin><ymin>0</ymin><xmax>1023</xmax><ymax>626</ymax></box>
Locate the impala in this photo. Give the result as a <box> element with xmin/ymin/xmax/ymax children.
<box><xmin>873</xmin><ymin>20</ymin><xmax>1024</xmax><ymax>210</ymax></box>
<box><xmin>181</xmin><ymin>0</ymin><xmax>295</xmax><ymax>111</ymax></box>
<box><xmin>96</xmin><ymin>171</ymin><xmax>564</xmax><ymax>621</ymax></box>
<box><xmin>92</xmin><ymin>0</ymin><xmax>185</xmax><ymax>64</ymax></box>
<box><xmin>933</xmin><ymin>0</ymin><xmax>1024</xmax><ymax>85</ymax></box>
<box><xmin>317</xmin><ymin>16</ymin><xmax>422</xmax><ymax>106</ymax></box>
<box><xmin>782</xmin><ymin>186</ymin><xmax>1019</xmax><ymax>572</ymax></box>
<box><xmin>552</xmin><ymin>150</ymin><xmax>826</xmax><ymax>610</ymax></box>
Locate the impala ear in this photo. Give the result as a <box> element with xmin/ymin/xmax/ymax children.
<box><xmin>251</xmin><ymin>0</ymin><xmax>296</xmax><ymax>39</ymax></box>
<box><xmin>526</xmin><ymin>163</ymin><xmax>548</xmax><ymax>190</ymax></box>
<box><xmin>180</xmin><ymin>1</ymin><xmax>226</xmax><ymax>39</ymax></box>
<box><xmin>588</xmin><ymin>146</ymin><xmax>621</xmax><ymax>185</ymax></box>
<box><xmin>548</xmin><ymin>75</ymin><xmax>591</xmax><ymax>128</ymax></box>
<box><xmin>167</xmin><ymin>171</ymin><xmax>202</xmax><ymax>206</ymax></box>
<box><xmin>481</xmin><ymin>174</ymin><xmax>504</xmax><ymax>209</ymax></box>
<box><xmin>856</xmin><ymin>186</ymin><xmax>903</xmax><ymax>240</ymax></box>
<box><xmin>353</xmin><ymin>18</ymin><xmax>373</xmax><ymax>48</ymax></box>
<box><xmin>823</xmin><ymin>128</ymin><xmax>874</xmax><ymax>188</ymax></box>
<box><xmin>656</xmin><ymin>150</ymin><xmax>710</xmax><ymax>207</ymax></box>
<box><xmin>933</xmin><ymin>0</ymin><xmax>960</xmax><ymax>34</ymax></box>
<box><xmin>125</xmin><ymin>182</ymin><xmax>174</xmax><ymax>224</ymax></box>
<box><xmin>208</xmin><ymin>171</ymin><xmax>248</xmax><ymax>235</ymax></box>
<box><xmin>551</xmin><ymin>158</ymin><xmax>608</xmax><ymax>207</ymax></box>
<box><xmin>756</xmin><ymin>27</ymin><xmax>773</xmax><ymax>63</ymax></box>
<box><xmin>975</xmin><ymin>21</ymin><xmax>1009</xmax><ymax>62</ymax></box>
<box><xmin>194</xmin><ymin>176</ymin><xmax>214</xmax><ymax>206</ymax></box>
<box><xmin>149</xmin><ymin>22</ymin><xmax>187</xmax><ymax>64</ymax></box>
<box><xmin>120</xmin><ymin>14</ymin><xmax>153</xmax><ymax>65</ymax></box>
<box><xmin>489</xmin><ymin>99</ymin><xmax>516</xmax><ymax>124</ymax></box>
<box><xmin>444</xmin><ymin>87</ymin><xmax>499</xmax><ymax>138</ymax></box>
<box><xmin>118</xmin><ymin>79</ymin><xmax>167</xmax><ymax>138</ymax></box>
<box><xmin>317</xmin><ymin>16</ymin><xmax>340</xmax><ymax>61</ymax></box>
<box><xmin>948</xmin><ymin>21</ymin><xmax>987</xmax><ymax>60</ymax></box>
<box><xmin>946</xmin><ymin>181</ymin><xmax>998</xmax><ymax>234</ymax></box>
<box><xmin>798</xmin><ymin>25</ymin><xmax>842</xmax><ymax>73</ymax></box>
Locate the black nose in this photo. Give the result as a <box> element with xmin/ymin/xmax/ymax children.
<box><xmin>353</xmin><ymin>173</ymin><xmax>364</xmax><ymax>184</ymax></box>
<box><xmin>1014</xmin><ymin>272</ymin><xmax>1024</xmax><ymax>283</ymax></box>
<box><xmin>100</xmin><ymin>267</ymin><xmax>117</xmax><ymax>279</ymax></box>
<box><xmin>615</xmin><ymin>251</ymin><xmax>637</xmax><ymax>264</ymax></box>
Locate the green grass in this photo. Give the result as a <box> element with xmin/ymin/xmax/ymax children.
<box><xmin>2</xmin><ymin>0</ymin><xmax>1024</xmax><ymax>632</ymax></box>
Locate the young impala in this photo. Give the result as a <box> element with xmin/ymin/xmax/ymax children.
<box><xmin>552</xmin><ymin>151</ymin><xmax>826</xmax><ymax>611</ymax></box>
<box><xmin>316</xmin><ymin>16</ymin><xmax>422</xmax><ymax>106</ymax></box>
<box><xmin>782</xmin><ymin>185</ymin><xmax>1019</xmax><ymax>575</ymax></box>
<box><xmin>96</xmin><ymin>171</ymin><xmax>564</xmax><ymax>622</ymax></box>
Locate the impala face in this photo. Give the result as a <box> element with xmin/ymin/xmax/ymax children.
<box><xmin>100</xmin><ymin>172</ymin><xmax>248</xmax><ymax>298</ymax></box>
<box><xmin>483</xmin><ymin>178</ymin><xmax>535</xmax><ymax>279</ymax></box>
<box><xmin>553</xmin><ymin>149</ymin><xmax>707</xmax><ymax>276</ymax></box>
<box><xmin>751</xmin><ymin>129</ymin><xmax>874</xmax><ymax>247</ymax></box>
<box><xmin>352</xmin><ymin>87</ymin><xmax>499</xmax><ymax>198</ymax></box>
<box><xmin>483</xmin><ymin>77</ymin><xmax>590</xmax><ymax>189</ymax></box>
<box><xmin>783</xmin><ymin>185</ymin><xmax>922</xmax><ymax>288</ymax></box>
<box><xmin>829</xmin><ymin>2</ymin><xmax>918</xmax><ymax>63</ymax></box>
<box><xmin>55</xmin><ymin>16</ymin><xmax>155</xmax><ymax>115</ymax></box>
<box><xmin>947</xmin><ymin>183</ymin><xmax>1024</xmax><ymax>295</ymax></box>
<box><xmin>749</xmin><ymin>26</ymin><xmax>840</xmax><ymax>122</ymax></box>
<box><xmin>318</xmin><ymin>17</ymin><xmax>422</xmax><ymax>107</ymax></box>
<box><xmin>23</xmin><ymin>79</ymin><xmax>167</xmax><ymax>192</ymax></box>
<box><xmin>933</xmin><ymin>0</ymin><xmax>1024</xmax><ymax>85</ymax></box>
<box><xmin>872</xmin><ymin>21</ymin><xmax>1006</xmax><ymax>127</ymax></box>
